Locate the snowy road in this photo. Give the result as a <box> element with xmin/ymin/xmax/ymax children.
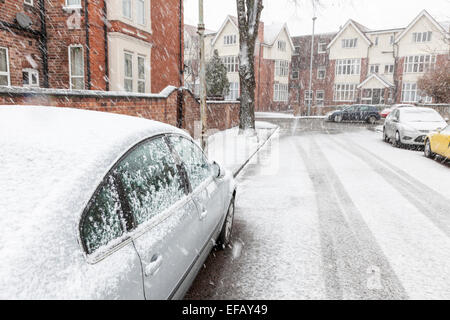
<box><xmin>185</xmin><ymin>118</ymin><xmax>450</xmax><ymax>300</ymax></box>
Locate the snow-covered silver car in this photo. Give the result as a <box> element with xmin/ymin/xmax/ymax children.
<box><xmin>0</xmin><ymin>106</ymin><xmax>236</xmax><ymax>300</ymax></box>
<box><xmin>383</xmin><ymin>107</ymin><xmax>448</xmax><ymax>147</ymax></box>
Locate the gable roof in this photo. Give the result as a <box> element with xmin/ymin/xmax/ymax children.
<box><xmin>327</xmin><ymin>19</ymin><xmax>372</xmax><ymax>49</ymax></box>
<box><xmin>395</xmin><ymin>10</ymin><xmax>449</xmax><ymax>43</ymax></box>
<box><xmin>211</xmin><ymin>15</ymin><xmax>239</xmax><ymax>46</ymax></box>
<box><xmin>263</xmin><ymin>23</ymin><xmax>295</xmax><ymax>50</ymax></box>
<box><xmin>357</xmin><ymin>73</ymin><xmax>394</xmax><ymax>89</ymax></box>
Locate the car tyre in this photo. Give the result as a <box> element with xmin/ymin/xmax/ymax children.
<box><xmin>383</xmin><ymin>127</ymin><xmax>389</xmax><ymax>143</ymax></box>
<box><xmin>424</xmin><ymin>139</ymin><xmax>435</xmax><ymax>159</ymax></box>
<box><xmin>217</xmin><ymin>197</ymin><xmax>235</xmax><ymax>250</ymax></box>
<box><xmin>367</xmin><ymin>116</ymin><xmax>377</xmax><ymax>125</ymax></box>
<box><xmin>393</xmin><ymin>131</ymin><xmax>402</xmax><ymax>148</ymax></box>
<box><xmin>335</xmin><ymin>115</ymin><xmax>343</xmax><ymax>123</ymax></box>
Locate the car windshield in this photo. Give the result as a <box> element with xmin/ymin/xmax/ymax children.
<box><xmin>401</xmin><ymin>110</ymin><xmax>444</xmax><ymax>123</ymax></box>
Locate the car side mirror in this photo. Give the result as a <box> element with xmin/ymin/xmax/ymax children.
<box><xmin>211</xmin><ymin>161</ymin><xmax>225</xmax><ymax>179</ymax></box>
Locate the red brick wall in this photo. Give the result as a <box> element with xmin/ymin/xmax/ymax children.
<box><xmin>0</xmin><ymin>87</ymin><xmax>239</xmax><ymax>137</ymax></box>
<box><xmin>150</xmin><ymin>0</ymin><xmax>183</xmax><ymax>92</ymax></box>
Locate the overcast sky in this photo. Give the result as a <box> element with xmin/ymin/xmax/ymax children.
<box><xmin>184</xmin><ymin>0</ymin><xmax>450</xmax><ymax>36</ymax></box>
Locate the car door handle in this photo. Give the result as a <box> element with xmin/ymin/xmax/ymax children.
<box><xmin>144</xmin><ymin>255</ymin><xmax>163</xmax><ymax>278</ymax></box>
<box><xmin>200</xmin><ymin>210</ymin><xmax>208</xmax><ymax>221</ymax></box>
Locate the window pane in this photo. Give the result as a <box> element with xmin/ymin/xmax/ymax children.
<box><xmin>70</xmin><ymin>46</ymin><xmax>83</xmax><ymax>76</ymax></box>
<box><xmin>116</xmin><ymin>138</ymin><xmax>185</xmax><ymax>226</ymax></box>
<box><xmin>137</xmin><ymin>0</ymin><xmax>145</xmax><ymax>24</ymax></box>
<box><xmin>169</xmin><ymin>136</ymin><xmax>211</xmax><ymax>191</ymax></box>
<box><xmin>81</xmin><ymin>175</ymin><xmax>124</xmax><ymax>255</ymax></box>
<box><xmin>72</xmin><ymin>77</ymin><xmax>84</xmax><ymax>90</ymax></box>
<box><xmin>125</xmin><ymin>53</ymin><xmax>133</xmax><ymax>78</ymax></box>
<box><xmin>123</xmin><ymin>0</ymin><xmax>131</xmax><ymax>18</ymax></box>
<box><xmin>124</xmin><ymin>79</ymin><xmax>133</xmax><ymax>92</ymax></box>
<box><xmin>23</xmin><ymin>72</ymin><xmax>29</xmax><ymax>85</ymax></box>
<box><xmin>0</xmin><ymin>48</ymin><xmax>7</xmax><ymax>72</ymax></box>
<box><xmin>0</xmin><ymin>75</ymin><xmax>8</xmax><ymax>86</ymax></box>
<box><xmin>138</xmin><ymin>56</ymin><xmax>145</xmax><ymax>80</ymax></box>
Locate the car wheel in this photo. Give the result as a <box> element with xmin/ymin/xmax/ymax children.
<box><xmin>335</xmin><ymin>115</ymin><xmax>343</xmax><ymax>123</ymax></box>
<box><xmin>217</xmin><ymin>197</ymin><xmax>235</xmax><ymax>249</ymax></box>
<box><xmin>367</xmin><ymin>116</ymin><xmax>377</xmax><ymax>125</ymax></box>
<box><xmin>393</xmin><ymin>131</ymin><xmax>402</xmax><ymax>148</ymax></box>
<box><xmin>383</xmin><ymin>127</ymin><xmax>389</xmax><ymax>143</ymax></box>
<box><xmin>424</xmin><ymin>139</ymin><xmax>435</xmax><ymax>159</ymax></box>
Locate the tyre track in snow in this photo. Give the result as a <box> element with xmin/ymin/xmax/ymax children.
<box><xmin>294</xmin><ymin>136</ymin><xmax>408</xmax><ymax>300</ymax></box>
<box><xmin>329</xmin><ymin>135</ymin><xmax>450</xmax><ymax>238</ymax></box>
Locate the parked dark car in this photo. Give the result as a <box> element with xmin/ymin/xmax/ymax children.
<box><xmin>328</xmin><ymin>105</ymin><xmax>381</xmax><ymax>124</ymax></box>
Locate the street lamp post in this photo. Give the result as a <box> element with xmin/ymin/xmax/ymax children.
<box><xmin>308</xmin><ymin>16</ymin><xmax>317</xmax><ymax>117</ymax></box>
<box><xmin>198</xmin><ymin>0</ymin><xmax>207</xmax><ymax>150</ymax></box>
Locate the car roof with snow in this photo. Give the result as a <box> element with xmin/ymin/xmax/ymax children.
<box><xmin>0</xmin><ymin>105</ymin><xmax>188</xmax><ymax>221</ymax></box>
<box><xmin>0</xmin><ymin>106</ymin><xmax>191</xmax><ymax>299</ymax></box>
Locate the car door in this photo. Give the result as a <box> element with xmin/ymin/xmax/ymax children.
<box><xmin>342</xmin><ymin>107</ymin><xmax>352</xmax><ymax>121</ymax></box>
<box><xmin>113</xmin><ymin>136</ymin><xmax>203</xmax><ymax>300</ymax></box>
<box><xmin>168</xmin><ymin>135</ymin><xmax>225</xmax><ymax>250</ymax></box>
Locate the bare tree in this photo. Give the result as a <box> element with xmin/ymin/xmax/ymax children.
<box><xmin>418</xmin><ymin>59</ymin><xmax>450</xmax><ymax>103</ymax></box>
<box><xmin>236</xmin><ymin>0</ymin><xmax>264</xmax><ymax>132</ymax></box>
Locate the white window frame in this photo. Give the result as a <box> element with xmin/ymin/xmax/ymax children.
<box><xmin>317</xmin><ymin>67</ymin><xmax>326</xmax><ymax>80</ymax></box>
<box><xmin>342</xmin><ymin>38</ymin><xmax>358</xmax><ymax>48</ymax></box>
<box><xmin>65</xmin><ymin>0</ymin><xmax>82</xmax><ymax>9</ymax></box>
<box><xmin>122</xmin><ymin>0</ymin><xmax>132</xmax><ymax>20</ymax></box>
<box><xmin>225</xmin><ymin>82</ymin><xmax>239</xmax><ymax>101</ymax></box>
<box><xmin>369</xmin><ymin>64</ymin><xmax>380</xmax><ymax>74</ymax></box>
<box><xmin>275</xmin><ymin>60</ymin><xmax>289</xmax><ymax>77</ymax></box>
<box><xmin>0</xmin><ymin>47</ymin><xmax>11</xmax><ymax>86</ymax></box>
<box><xmin>222</xmin><ymin>56</ymin><xmax>239</xmax><ymax>73</ymax></box>
<box><xmin>401</xmin><ymin>82</ymin><xmax>432</xmax><ymax>103</ymax></box>
<box><xmin>224</xmin><ymin>35</ymin><xmax>237</xmax><ymax>46</ymax></box>
<box><xmin>412</xmin><ymin>31</ymin><xmax>432</xmax><ymax>43</ymax></box>
<box><xmin>384</xmin><ymin>64</ymin><xmax>394</xmax><ymax>74</ymax></box>
<box><xmin>335</xmin><ymin>59</ymin><xmax>361</xmax><ymax>76</ymax></box>
<box><xmin>274</xmin><ymin>83</ymin><xmax>288</xmax><ymax>102</ymax></box>
<box><xmin>318</xmin><ymin>42</ymin><xmax>327</xmax><ymax>54</ymax></box>
<box><xmin>316</xmin><ymin>90</ymin><xmax>325</xmax><ymax>106</ymax></box>
<box><xmin>124</xmin><ymin>51</ymin><xmax>134</xmax><ymax>92</ymax></box>
<box><xmin>136</xmin><ymin>0</ymin><xmax>146</xmax><ymax>26</ymax></box>
<box><xmin>68</xmin><ymin>45</ymin><xmax>85</xmax><ymax>90</ymax></box>
<box><xmin>22</xmin><ymin>68</ymin><xmax>39</xmax><ymax>87</ymax></box>
<box><xmin>334</xmin><ymin>83</ymin><xmax>357</xmax><ymax>102</ymax></box>
<box><xmin>404</xmin><ymin>55</ymin><xmax>436</xmax><ymax>74</ymax></box>
<box><xmin>304</xmin><ymin>90</ymin><xmax>313</xmax><ymax>106</ymax></box>
<box><xmin>24</xmin><ymin>0</ymin><xmax>34</xmax><ymax>6</ymax></box>
<box><xmin>278</xmin><ymin>40</ymin><xmax>287</xmax><ymax>52</ymax></box>
<box><xmin>137</xmin><ymin>54</ymin><xmax>146</xmax><ymax>93</ymax></box>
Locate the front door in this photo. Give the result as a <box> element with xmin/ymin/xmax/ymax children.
<box><xmin>113</xmin><ymin>136</ymin><xmax>202</xmax><ymax>299</ymax></box>
<box><xmin>168</xmin><ymin>135</ymin><xmax>225</xmax><ymax>249</ymax></box>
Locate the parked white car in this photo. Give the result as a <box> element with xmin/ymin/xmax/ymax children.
<box><xmin>383</xmin><ymin>107</ymin><xmax>448</xmax><ymax>147</ymax></box>
<box><xmin>0</xmin><ymin>106</ymin><xmax>236</xmax><ymax>300</ymax></box>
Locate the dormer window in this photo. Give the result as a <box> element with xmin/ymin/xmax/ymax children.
<box><xmin>342</xmin><ymin>38</ymin><xmax>358</xmax><ymax>48</ymax></box>
<box><xmin>413</xmin><ymin>31</ymin><xmax>432</xmax><ymax>43</ymax></box>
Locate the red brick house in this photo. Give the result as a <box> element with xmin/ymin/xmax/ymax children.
<box><xmin>0</xmin><ymin>0</ymin><xmax>183</xmax><ymax>92</ymax></box>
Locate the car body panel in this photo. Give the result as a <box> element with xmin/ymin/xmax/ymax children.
<box><xmin>428</xmin><ymin>125</ymin><xmax>450</xmax><ymax>158</ymax></box>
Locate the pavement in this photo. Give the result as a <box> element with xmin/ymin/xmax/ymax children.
<box><xmin>185</xmin><ymin>117</ymin><xmax>450</xmax><ymax>300</ymax></box>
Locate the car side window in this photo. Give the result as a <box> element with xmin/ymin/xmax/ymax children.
<box><xmin>169</xmin><ymin>136</ymin><xmax>212</xmax><ymax>191</ymax></box>
<box><xmin>80</xmin><ymin>175</ymin><xmax>125</xmax><ymax>255</ymax></box>
<box><xmin>114</xmin><ymin>137</ymin><xmax>186</xmax><ymax>226</ymax></box>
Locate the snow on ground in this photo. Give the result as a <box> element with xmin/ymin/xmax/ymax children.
<box><xmin>187</xmin><ymin>120</ymin><xmax>450</xmax><ymax>300</ymax></box>
<box><xmin>206</xmin><ymin>121</ymin><xmax>278</xmax><ymax>176</ymax></box>
<box><xmin>256</xmin><ymin>112</ymin><xmax>327</xmax><ymax>119</ymax></box>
